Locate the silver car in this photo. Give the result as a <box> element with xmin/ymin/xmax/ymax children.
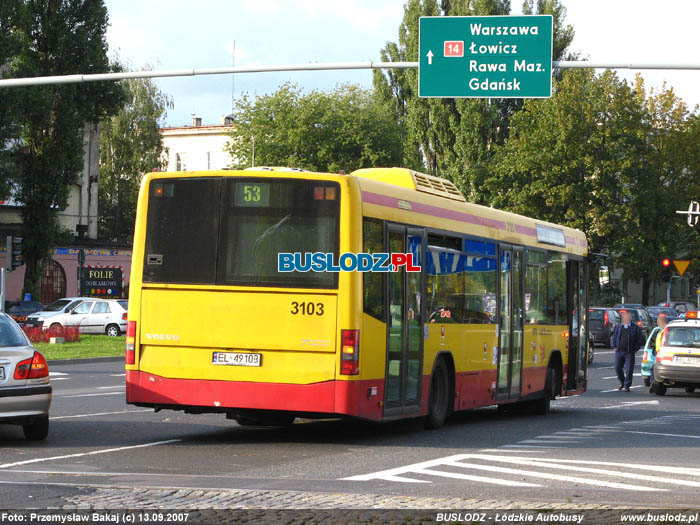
<box><xmin>0</xmin><ymin>313</ymin><xmax>51</xmax><ymax>440</ymax></box>
<box><xmin>45</xmin><ymin>299</ymin><xmax>127</xmax><ymax>336</ymax></box>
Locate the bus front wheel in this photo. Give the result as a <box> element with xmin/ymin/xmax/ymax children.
<box><xmin>425</xmin><ymin>359</ymin><xmax>451</xmax><ymax>430</ymax></box>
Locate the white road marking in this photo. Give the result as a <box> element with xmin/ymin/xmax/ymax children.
<box><xmin>460</xmin><ymin>455</ymin><xmax>699</xmax><ymax>488</ymax></box>
<box><xmin>49</xmin><ymin>372</ymin><xmax>68</xmax><ymax>376</ymax></box>
<box><xmin>51</xmin><ymin>409</ymin><xmax>151</xmax><ymax>420</ymax></box>
<box><xmin>110</xmin><ymin>373</ymin><xmax>126</xmax><ymax>377</ymax></box>
<box><xmin>447</xmin><ymin>458</ymin><xmax>659</xmax><ymax>491</ymax></box>
<box><xmin>0</xmin><ymin>439</ymin><xmax>181</xmax><ymax>469</ymax></box>
<box><xmin>413</xmin><ymin>468</ymin><xmax>540</xmax><ymax>487</ymax></box>
<box><xmin>625</xmin><ymin>431</ymin><xmax>700</xmax><ymax>439</ymax></box>
<box><xmin>603</xmin><ymin>374</ymin><xmax>642</xmax><ymax>379</ymax></box>
<box><xmin>61</xmin><ymin>392</ymin><xmax>124</xmax><ymax>398</ymax></box>
<box><xmin>600</xmin><ymin>400</ymin><xmax>659</xmax><ymax>409</ymax></box>
<box><xmin>97</xmin><ymin>385</ymin><xmax>125</xmax><ymax>390</ymax></box>
<box><xmin>48</xmin><ymin>378</ymin><xmax>68</xmax><ymax>381</ymax></box>
<box><xmin>480</xmin><ymin>449</ymin><xmax>547</xmax><ymax>454</ymax></box>
<box><xmin>342</xmin><ymin>454</ymin><xmax>470</xmax><ymax>482</ymax></box>
<box><xmin>500</xmin><ymin>444</ymin><xmax>562</xmax><ymax>449</ymax></box>
<box><xmin>601</xmin><ymin>385</ymin><xmax>644</xmax><ymax>393</ymax></box>
<box><xmin>500</xmin><ymin>456</ymin><xmax>700</xmax><ymax>476</ymax></box>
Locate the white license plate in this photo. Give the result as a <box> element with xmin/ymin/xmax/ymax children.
<box><xmin>674</xmin><ymin>356</ymin><xmax>700</xmax><ymax>365</ymax></box>
<box><xmin>0</xmin><ymin>367</ymin><xmax>4</xmax><ymax>380</ymax></box>
<box><xmin>212</xmin><ymin>352</ymin><xmax>262</xmax><ymax>367</ymax></box>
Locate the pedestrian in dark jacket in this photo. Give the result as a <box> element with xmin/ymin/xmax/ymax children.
<box><xmin>611</xmin><ymin>310</ymin><xmax>645</xmax><ymax>392</ymax></box>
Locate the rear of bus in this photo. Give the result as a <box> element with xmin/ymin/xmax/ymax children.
<box><xmin>125</xmin><ymin>170</ymin><xmax>367</xmax><ymax>422</ymax></box>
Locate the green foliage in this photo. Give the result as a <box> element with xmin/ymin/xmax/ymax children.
<box><xmin>0</xmin><ymin>0</ymin><xmax>124</xmax><ymax>298</ymax></box>
<box><xmin>99</xmin><ymin>63</ymin><xmax>171</xmax><ymax>243</ymax></box>
<box><xmin>226</xmin><ymin>83</ymin><xmax>403</xmax><ymax>173</ymax></box>
<box><xmin>490</xmin><ymin>70</ymin><xmax>700</xmax><ymax>303</ymax></box>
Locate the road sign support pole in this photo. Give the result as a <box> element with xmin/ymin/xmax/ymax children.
<box><xmin>0</xmin><ymin>268</ymin><xmax>5</xmax><ymax>313</ymax></box>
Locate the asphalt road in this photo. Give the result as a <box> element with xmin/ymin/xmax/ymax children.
<box><xmin>1</xmin><ymin>346</ymin><xmax>700</xmax><ymax>510</ymax></box>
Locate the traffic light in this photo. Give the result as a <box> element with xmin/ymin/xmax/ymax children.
<box><xmin>6</xmin><ymin>236</ymin><xmax>23</xmax><ymax>271</ymax></box>
<box><xmin>661</xmin><ymin>258</ymin><xmax>672</xmax><ymax>282</ymax></box>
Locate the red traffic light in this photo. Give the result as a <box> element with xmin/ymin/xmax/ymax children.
<box><xmin>662</xmin><ymin>258</ymin><xmax>671</xmax><ymax>267</ymax></box>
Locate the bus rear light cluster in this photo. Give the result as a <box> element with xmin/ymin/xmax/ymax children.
<box><xmin>126</xmin><ymin>321</ymin><xmax>137</xmax><ymax>365</ymax></box>
<box><xmin>340</xmin><ymin>329</ymin><xmax>359</xmax><ymax>375</ymax></box>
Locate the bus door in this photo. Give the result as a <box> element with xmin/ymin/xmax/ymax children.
<box><xmin>566</xmin><ymin>260</ymin><xmax>588</xmax><ymax>392</ymax></box>
<box><xmin>497</xmin><ymin>245</ymin><xmax>524</xmax><ymax>400</ymax></box>
<box><xmin>384</xmin><ymin>225</ymin><xmax>425</xmax><ymax>416</ymax></box>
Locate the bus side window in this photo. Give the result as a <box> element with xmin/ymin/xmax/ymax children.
<box><xmin>363</xmin><ymin>218</ymin><xmax>385</xmax><ymax>321</ymax></box>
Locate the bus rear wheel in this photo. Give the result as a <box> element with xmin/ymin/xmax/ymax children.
<box><xmin>425</xmin><ymin>359</ymin><xmax>450</xmax><ymax>429</ymax></box>
<box><xmin>534</xmin><ymin>365</ymin><xmax>555</xmax><ymax>416</ymax></box>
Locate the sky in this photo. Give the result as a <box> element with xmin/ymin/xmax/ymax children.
<box><xmin>103</xmin><ymin>0</ymin><xmax>700</xmax><ymax>127</ymax></box>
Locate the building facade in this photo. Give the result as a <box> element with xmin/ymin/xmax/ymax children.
<box><xmin>160</xmin><ymin>115</ymin><xmax>235</xmax><ymax>172</ymax></box>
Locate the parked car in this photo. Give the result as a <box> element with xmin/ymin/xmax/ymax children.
<box><xmin>656</xmin><ymin>301</ymin><xmax>698</xmax><ymax>316</ymax></box>
<box><xmin>641</xmin><ymin>326</ymin><xmax>662</xmax><ymax>387</ymax></box>
<box><xmin>0</xmin><ymin>313</ymin><xmax>51</xmax><ymax>440</ymax></box>
<box><xmin>653</xmin><ymin>318</ymin><xmax>700</xmax><ymax>395</ymax></box>
<box><xmin>25</xmin><ymin>297</ymin><xmax>84</xmax><ymax>329</ymax></box>
<box><xmin>613</xmin><ymin>308</ymin><xmax>651</xmax><ymax>339</ymax></box>
<box><xmin>588</xmin><ymin>332</ymin><xmax>595</xmax><ymax>364</ymax></box>
<box><xmin>46</xmin><ymin>299</ymin><xmax>127</xmax><ymax>336</ymax></box>
<box><xmin>646</xmin><ymin>306</ymin><xmax>679</xmax><ymax>324</ymax></box>
<box><xmin>4</xmin><ymin>301</ymin><xmax>44</xmax><ymax>327</ymax></box>
<box><xmin>588</xmin><ymin>307</ymin><xmax>619</xmax><ymax>347</ymax></box>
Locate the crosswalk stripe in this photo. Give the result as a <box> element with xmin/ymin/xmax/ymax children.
<box><xmin>413</xmin><ymin>468</ymin><xmax>540</xmax><ymax>487</ymax></box>
<box><xmin>488</xmin><ymin>456</ymin><xmax>700</xmax><ymax>476</ymax></box>
<box><xmin>447</xmin><ymin>459</ymin><xmax>659</xmax><ymax>491</ymax></box>
<box><xmin>464</xmin><ymin>455</ymin><xmax>700</xmax><ymax>488</ymax></box>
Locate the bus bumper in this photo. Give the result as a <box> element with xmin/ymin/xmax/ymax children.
<box><xmin>125</xmin><ymin>370</ymin><xmax>384</xmax><ymax>421</ymax></box>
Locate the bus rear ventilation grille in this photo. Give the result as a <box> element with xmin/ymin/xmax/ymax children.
<box><xmin>411</xmin><ymin>171</ymin><xmax>466</xmax><ymax>202</ymax></box>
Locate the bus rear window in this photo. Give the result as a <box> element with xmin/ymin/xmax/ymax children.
<box><xmin>218</xmin><ymin>179</ymin><xmax>339</xmax><ymax>288</ymax></box>
<box><xmin>143</xmin><ymin>177</ymin><xmax>339</xmax><ymax>289</ymax></box>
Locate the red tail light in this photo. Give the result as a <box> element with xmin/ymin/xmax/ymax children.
<box><xmin>122</xmin><ymin>312</ymin><xmax>128</xmax><ymax>321</ymax></box>
<box><xmin>126</xmin><ymin>321</ymin><xmax>136</xmax><ymax>365</ymax></box>
<box><xmin>603</xmin><ymin>311</ymin><xmax>609</xmax><ymax>327</ymax></box>
<box><xmin>14</xmin><ymin>352</ymin><xmax>49</xmax><ymax>380</ymax></box>
<box><xmin>340</xmin><ymin>329</ymin><xmax>359</xmax><ymax>375</ymax></box>
<box><xmin>637</xmin><ymin>321</ymin><xmax>643</xmax><ymax>327</ymax></box>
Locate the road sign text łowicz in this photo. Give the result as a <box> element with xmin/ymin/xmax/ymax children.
<box><xmin>419</xmin><ymin>15</ymin><xmax>553</xmax><ymax>98</ymax></box>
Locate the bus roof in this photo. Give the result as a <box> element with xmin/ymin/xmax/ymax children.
<box><xmin>143</xmin><ymin>167</ymin><xmax>587</xmax><ymax>256</ymax></box>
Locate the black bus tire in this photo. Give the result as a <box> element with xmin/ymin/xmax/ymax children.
<box><xmin>425</xmin><ymin>359</ymin><xmax>450</xmax><ymax>430</ymax></box>
<box><xmin>534</xmin><ymin>365</ymin><xmax>555</xmax><ymax>416</ymax></box>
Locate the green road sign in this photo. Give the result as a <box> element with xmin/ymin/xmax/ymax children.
<box><xmin>419</xmin><ymin>15</ymin><xmax>553</xmax><ymax>98</ymax></box>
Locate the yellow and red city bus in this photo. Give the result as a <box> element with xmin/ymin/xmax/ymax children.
<box><xmin>125</xmin><ymin>167</ymin><xmax>588</xmax><ymax>427</ymax></box>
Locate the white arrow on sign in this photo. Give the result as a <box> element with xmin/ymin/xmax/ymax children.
<box><xmin>426</xmin><ymin>50</ymin><xmax>434</xmax><ymax>65</ymax></box>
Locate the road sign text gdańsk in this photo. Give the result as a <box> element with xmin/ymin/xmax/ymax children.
<box><xmin>418</xmin><ymin>15</ymin><xmax>553</xmax><ymax>98</ymax></box>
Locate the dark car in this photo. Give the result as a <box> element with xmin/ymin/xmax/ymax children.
<box><xmin>615</xmin><ymin>303</ymin><xmax>644</xmax><ymax>309</ymax></box>
<box><xmin>656</xmin><ymin>301</ymin><xmax>698</xmax><ymax>316</ymax></box>
<box><xmin>614</xmin><ymin>307</ymin><xmax>651</xmax><ymax>339</ymax></box>
<box><xmin>589</xmin><ymin>307</ymin><xmax>619</xmax><ymax>347</ymax></box>
<box><xmin>646</xmin><ymin>306</ymin><xmax>679</xmax><ymax>324</ymax></box>
<box><xmin>4</xmin><ymin>301</ymin><xmax>44</xmax><ymax>327</ymax></box>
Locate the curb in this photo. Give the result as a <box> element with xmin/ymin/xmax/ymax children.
<box><xmin>47</xmin><ymin>356</ymin><xmax>125</xmax><ymax>366</ymax></box>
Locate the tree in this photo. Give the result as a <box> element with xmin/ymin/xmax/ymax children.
<box><xmin>99</xmin><ymin>64</ymin><xmax>171</xmax><ymax>243</ymax></box>
<box><xmin>226</xmin><ymin>83</ymin><xmax>403</xmax><ymax>173</ymax></box>
<box><xmin>373</xmin><ymin>0</ymin><xmax>575</xmax><ymax>203</ymax></box>
<box><xmin>0</xmin><ymin>0</ymin><xmax>124</xmax><ymax>298</ymax></box>
<box><xmin>0</xmin><ymin>0</ymin><xmax>22</xmax><ymax>200</ymax></box>
<box><xmin>488</xmin><ymin>69</ymin><xmax>700</xmax><ymax>304</ymax></box>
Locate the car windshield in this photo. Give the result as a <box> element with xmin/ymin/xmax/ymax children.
<box><xmin>665</xmin><ymin>327</ymin><xmax>700</xmax><ymax>347</ymax></box>
<box><xmin>44</xmin><ymin>299</ymin><xmax>71</xmax><ymax>312</ymax></box>
<box><xmin>589</xmin><ymin>310</ymin><xmax>605</xmax><ymax>320</ymax></box>
<box><xmin>648</xmin><ymin>307</ymin><xmax>675</xmax><ymax>316</ymax></box>
<box><xmin>0</xmin><ymin>316</ymin><xmax>28</xmax><ymax>347</ymax></box>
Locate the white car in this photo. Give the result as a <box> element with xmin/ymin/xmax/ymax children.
<box><xmin>47</xmin><ymin>299</ymin><xmax>128</xmax><ymax>337</ymax></box>
<box><xmin>0</xmin><ymin>313</ymin><xmax>51</xmax><ymax>440</ymax></box>
<box><xmin>653</xmin><ymin>317</ymin><xmax>700</xmax><ymax>395</ymax></box>
<box><xmin>25</xmin><ymin>297</ymin><xmax>84</xmax><ymax>329</ymax></box>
